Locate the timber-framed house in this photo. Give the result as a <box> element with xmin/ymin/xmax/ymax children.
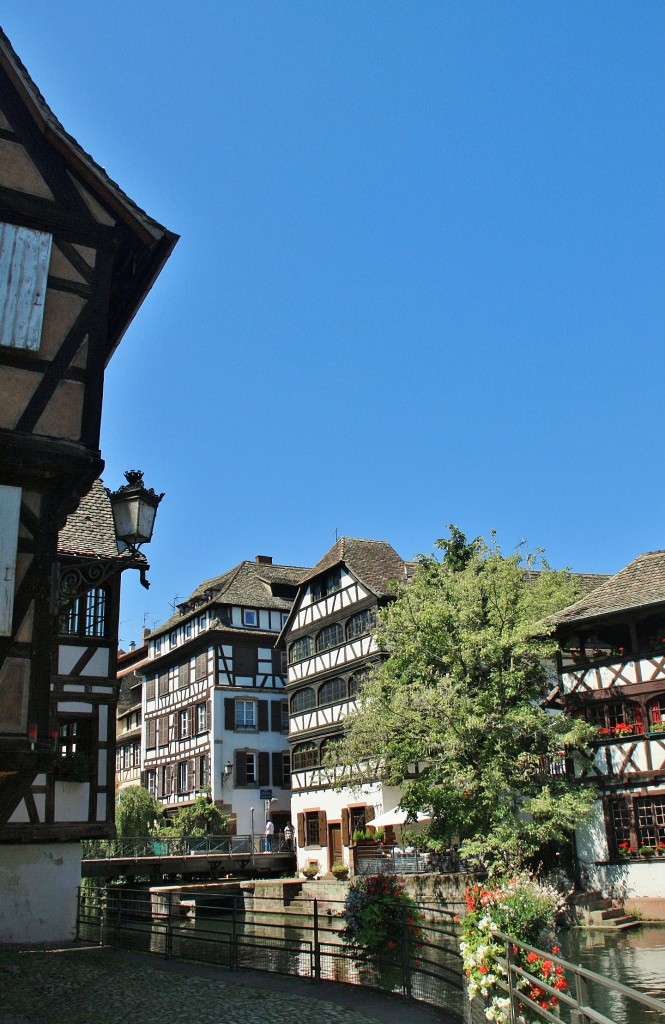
<box><xmin>142</xmin><ymin>558</ymin><xmax>308</xmax><ymax>835</ymax></box>
<box><xmin>280</xmin><ymin>538</ymin><xmax>412</xmax><ymax>876</ymax></box>
<box><xmin>553</xmin><ymin>552</ymin><xmax>665</xmax><ymax>905</ymax></box>
<box><xmin>0</xmin><ymin>30</ymin><xmax>176</xmax><ymax>941</ymax></box>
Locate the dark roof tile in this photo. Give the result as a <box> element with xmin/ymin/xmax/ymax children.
<box><xmin>550</xmin><ymin>552</ymin><xmax>665</xmax><ymax>626</ymax></box>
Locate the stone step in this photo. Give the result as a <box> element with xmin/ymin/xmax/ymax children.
<box><xmin>585</xmin><ymin>899</ymin><xmax>614</xmax><ymax>912</ymax></box>
<box><xmin>583</xmin><ymin>917</ymin><xmax>641</xmax><ymax>931</ymax></box>
<box><xmin>570</xmin><ymin>890</ymin><xmax>603</xmax><ymax>905</ymax></box>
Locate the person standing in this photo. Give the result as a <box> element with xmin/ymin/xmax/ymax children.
<box><xmin>283</xmin><ymin>821</ymin><xmax>294</xmax><ymax>850</ymax></box>
<box><xmin>263</xmin><ymin>818</ymin><xmax>274</xmax><ymax>852</ymax></box>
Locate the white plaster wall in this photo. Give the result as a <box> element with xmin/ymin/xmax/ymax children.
<box><xmin>575</xmin><ymin>799</ymin><xmax>609</xmax><ymax>866</ymax></box>
<box><xmin>588</xmin><ymin>863</ymin><xmax>665</xmax><ymax>899</ymax></box>
<box><xmin>0</xmin><ymin>843</ymin><xmax>80</xmax><ymax>943</ymax></box>
<box><xmin>53</xmin><ymin>780</ymin><xmax>89</xmax><ymax>819</ymax></box>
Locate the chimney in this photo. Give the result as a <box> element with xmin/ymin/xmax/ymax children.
<box><xmin>129</xmin><ymin>640</ymin><xmax>136</xmax><ymax>652</ymax></box>
<box><xmin>142</xmin><ymin>626</ymin><xmax>151</xmax><ymax>641</ymax></box>
<box><xmin>255</xmin><ymin>555</ymin><xmax>273</xmax><ymax>565</ymax></box>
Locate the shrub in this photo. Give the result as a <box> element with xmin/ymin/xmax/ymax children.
<box><xmin>302</xmin><ymin>862</ymin><xmax>319</xmax><ymax>879</ymax></box>
<box><xmin>342</xmin><ymin>873</ymin><xmax>424</xmax><ymax>984</ymax></box>
<box><xmin>332</xmin><ymin>861</ymin><xmax>349</xmax><ymax>880</ymax></box>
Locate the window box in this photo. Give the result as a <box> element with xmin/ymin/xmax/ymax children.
<box><xmin>56</xmin><ymin>751</ymin><xmax>91</xmax><ymax>783</ymax></box>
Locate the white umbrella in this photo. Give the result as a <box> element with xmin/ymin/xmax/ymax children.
<box><xmin>366</xmin><ymin>807</ymin><xmax>431</xmax><ymax>828</ymax></box>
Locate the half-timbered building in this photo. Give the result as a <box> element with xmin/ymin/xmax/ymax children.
<box><xmin>116</xmin><ymin>637</ymin><xmax>150</xmax><ymax>792</ymax></box>
<box><xmin>281</xmin><ymin>538</ymin><xmax>412</xmax><ymax>876</ymax></box>
<box><xmin>553</xmin><ymin>552</ymin><xmax>665</xmax><ymax>905</ymax></box>
<box><xmin>142</xmin><ymin>558</ymin><xmax>308</xmax><ymax>835</ymax></box>
<box><xmin>0</xmin><ymin>30</ymin><xmax>176</xmax><ymax>941</ymax></box>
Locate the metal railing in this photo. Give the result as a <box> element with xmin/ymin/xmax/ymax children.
<box><xmin>479</xmin><ymin>930</ymin><xmax>665</xmax><ymax>1024</ymax></box>
<box><xmin>354</xmin><ymin>844</ymin><xmax>469</xmax><ymax>876</ymax></box>
<box><xmin>82</xmin><ymin>834</ymin><xmax>294</xmax><ymax>860</ymax></box>
<box><xmin>77</xmin><ymin>885</ymin><xmax>464</xmax><ymax>1017</ymax></box>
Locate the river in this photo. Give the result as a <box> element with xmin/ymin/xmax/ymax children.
<box><xmin>559</xmin><ymin>925</ymin><xmax>665</xmax><ymax>1023</ymax></box>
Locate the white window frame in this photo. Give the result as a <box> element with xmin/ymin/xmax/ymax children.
<box><xmin>246</xmin><ymin>751</ymin><xmax>257</xmax><ymax>785</ymax></box>
<box><xmin>179</xmin><ymin>709</ymin><xmax>190</xmax><ymax>738</ymax></box>
<box><xmin>235</xmin><ymin>699</ymin><xmax>256</xmax><ymax>731</ymax></box>
<box><xmin>178</xmin><ymin>761</ymin><xmax>189</xmax><ymax>793</ymax></box>
<box><xmin>197</xmin><ymin>703</ymin><xmax>207</xmax><ymax>734</ymax></box>
<box><xmin>243</xmin><ymin>609</ymin><xmax>257</xmax><ymax>627</ymax></box>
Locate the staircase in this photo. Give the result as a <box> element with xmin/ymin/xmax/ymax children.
<box><xmin>570</xmin><ymin>890</ymin><xmax>640</xmax><ymax>930</ymax></box>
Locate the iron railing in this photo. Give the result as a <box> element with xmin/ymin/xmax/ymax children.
<box><xmin>77</xmin><ymin>885</ymin><xmax>464</xmax><ymax>1016</ymax></box>
<box><xmin>354</xmin><ymin>844</ymin><xmax>469</xmax><ymax>876</ymax></box>
<box><xmin>82</xmin><ymin>834</ymin><xmax>294</xmax><ymax>860</ymax></box>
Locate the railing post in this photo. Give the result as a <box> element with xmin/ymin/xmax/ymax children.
<box><xmin>229</xmin><ymin>892</ymin><xmax>237</xmax><ymax>970</ymax></box>
<box><xmin>572</xmin><ymin>969</ymin><xmax>589</xmax><ymax>1024</ymax></box>
<box><xmin>402</xmin><ymin>907</ymin><xmax>413</xmax><ymax>999</ymax></box>
<box><xmin>165</xmin><ymin>891</ymin><xmax>173</xmax><ymax>958</ymax></box>
<box><xmin>504</xmin><ymin>941</ymin><xmax>518</xmax><ymax>1024</ymax></box>
<box><xmin>313</xmin><ymin>898</ymin><xmax>321</xmax><ymax>983</ymax></box>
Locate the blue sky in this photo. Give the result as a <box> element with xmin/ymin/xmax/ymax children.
<box><xmin>4</xmin><ymin>4</ymin><xmax>665</xmax><ymax>645</ymax></box>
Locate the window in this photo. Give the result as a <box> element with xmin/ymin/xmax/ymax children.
<box><xmin>179</xmin><ymin>709</ymin><xmax>190</xmax><ymax>738</ymax></box>
<box><xmin>246</xmin><ymin>752</ymin><xmax>257</xmax><ymax>785</ymax></box>
<box><xmin>146</xmin><ymin>770</ymin><xmax>156</xmax><ymax>796</ymax></box>
<box><xmin>281</xmin><ymin>701</ymin><xmax>289</xmax><ymax>732</ymax></box>
<box><xmin>346</xmin><ymin>609</ymin><xmax>376</xmax><ymax>641</ymax></box>
<box><xmin>636</xmin><ymin>796</ymin><xmax>665</xmax><ymax>850</ymax></box>
<box><xmin>115</xmin><ymin>748</ymin><xmax>121</xmax><ymax>771</ymax></box>
<box><xmin>349</xmin><ymin>669</ymin><xmax>369</xmax><ymax>695</ymax></box>
<box><xmin>178</xmin><ymin>761</ymin><xmax>189</xmax><ymax>793</ymax></box>
<box><xmin>316</xmin><ymin>623</ymin><xmax>344</xmax><ymax>653</ymax></box>
<box><xmin>198</xmin><ymin>754</ymin><xmax>209</xmax><ymax>788</ymax></box>
<box><xmin>292</xmin><ymin>741</ymin><xmax>318</xmax><ymax>771</ymax></box>
<box><xmin>146</xmin><ymin>678</ymin><xmax>156</xmax><ymax>700</ymax></box>
<box><xmin>0</xmin><ymin>223</ymin><xmax>52</xmax><ymax>350</ymax></box>
<box><xmin>170</xmin><ymin>632</ymin><xmax>177</xmax><ymax>647</ymax></box>
<box><xmin>155</xmin><ymin>638</ymin><xmax>161</xmax><ymax>655</ymax></box>
<box><xmin>197</xmin><ymin>703</ymin><xmax>207</xmax><ymax>733</ymax></box>
<box><xmin>146</xmin><ymin>718</ymin><xmax>156</xmax><ymax>748</ymax></box>
<box><xmin>199</xmin><ymin>615</ymin><xmax>206</xmax><ymax>630</ymax></box>
<box><xmin>131</xmin><ymin>740</ymin><xmax>141</xmax><ymax>767</ymax></box>
<box><xmin>318</xmin><ymin>677</ymin><xmax>346</xmax><ymax>706</ymax></box>
<box><xmin>235</xmin><ymin>699</ymin><xmax>256</xmax><ymax>731</ymax></box>
<box><xmin>282</xmin><ymin>752</ymin><xmax>291</xmax><ymax>789</ymax></box>
<box><xmin>59</xmin><ymin>587</ymin><xmax>107</xmax><ymax>638</ymax></box>
<box><xmin>648</xmin><ymin>697</ymin><xmax>665</xmax><ymax>733</ymax></box>
<box><xmin>305</xmin><ymin>811</ymin><xmax>320</xmax><ymax>845</ymax></box>
<box><xmin>636</xmin><ymin>613</ymin><xmax>665</xmax><ymax>654</ymax></box>
<box><xmin>350</xmin><ymin>806</ymin><xmax>367</xmax><ymax>834</ymax></box>
<box><xmin>158</xmin><ymin>672</ymin><xmax>169</xmax><ymax>697</ymax></box>
<box><xmin>311</xmin><ymin>569</ymin><xmax>342</xmax><ymax>603</ymax></box>
<box><xmin>289</xmin><ymin>636</ymin><xmax>314</xmax><ymax>664</ymax></box>
<box><xmin>281</xmin><ymin>613</ymin><xmax>289</xmax><ymax>627</ymax></box>
<box><xmin>185</xmin><ymin>624</ymin><xmax>192</xmax><ymax>639</ymax></box>
<box><xmin>243</xmin><ymin>609</ymin><xmax>257</xmax><ymax>627</ymax></box>
<box><xmin>178</xmin><ymin>662</ymin><xmax>189</xmax><ymax>689</ymax></box>
<box><xmin>586</xmin><ymin>701</ymin><xmax>641</xmax><ymax>737</ymax></box>
<box><xmin>58</xmin><ymin>718</ymin><xmax>90</xmax><ymax>758</ymax></box>
<box><xmin>290</xmin><ymin>687</ymin><xmax>316</xmax><ymax>714</ymax></box>
<box><xmin>195</xmin><ymin>652</ymin><xmax>208</xmax><ymax>679</ymax></box>
<box><xmin>158</xmin><ymin>715</ymin><xmax>169</xmax><ymax>746</ymax></box>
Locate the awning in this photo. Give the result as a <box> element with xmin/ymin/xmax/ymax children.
<box><xmin>366</xmin><ymin>807</ymin><xmax>431</xmax><ymax>827</ymax></box>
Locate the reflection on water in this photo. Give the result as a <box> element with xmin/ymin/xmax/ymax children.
<box><xmin>560</xmin><ymin>926</ymin><xmax>665</xmax><ymax>1024</ymax></box>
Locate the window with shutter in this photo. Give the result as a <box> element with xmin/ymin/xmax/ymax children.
<box><xmin>234</xmin><ymin>645</ymin><xmax>258</xmax><ymax>677</ymax></box>
<box><xmin>146</xmin><ymin>719</ymin><xmax>156</xmax><ymax>748</ymax></box>
<box><xmin>146</xmin><ymin>678</ymin><xmax>156</xmax><ymax>701</ymax></box>
<box><xmin>272</xmin><ymin>648</ymin><xmax>285</xmax><ymax>680</ymax></box>
<box><xmin>305</xmin><ymin>811</ymin><xmax>321</xmax><ymax>846</ymax></box>
<box><xmin>224</xmin><ymin>698</ymin><xmax>235</xmax><ymax>730</ymax></box>
<box><xmin>246</xmin><ymin>752</ymin><xmax>257</xmax><ymax>785</ymax></box>
<box><xmin>235</xmin><ymin>750</ymin><xmax>247</xmax><ymax>787</ymax></box>
<box><xmin>297</xmin><ymin>813</ymin><xmax>305</xmax><ymax>848</ymax></box>
<box><xmin>341</xmin><ymin>808</ymin><xmax>350</xmax><ymax>846</ymax></box>
<box><xmin>258</xmin><ymin>751</ymin><xmax>270</xmax><ymax>787</ymax></box>
<box><xmin>0</xmin><ymin>224</ymin><xmax>52</xmax><ymax>351</ymax></box>
<box><xmin>179</xmin><ymin>663</ymin><xmax>189</xmax><ymax>688</ymax></box>
<box><xmin>158</xmin><ymin>715</ymin><xmax>169</xmax><ymax>746</ymax></box>
<box><xmin>206</xmin><ymin>698</ymin><xmax>212</xmax><ymax>731</ymax></box>
<box><xmin>270</xmin><ymin>700</ymin><xmax>281</xmax><ymax>732</ymax></box>
<box><xmin>282</xmin><ymin>752</ymin><xmax>291</xmax><ymax>789</ymax></box>
<box><xmin>158</xmin><ymin>673</ymin><xmax>169</xmax><ymax>697</ymax></box>
<box><xmin>235</xmin><ymin>699</ymin><xmax>256</xmax><ymax>730</ymax></box>
<box><xmin>196</xmin><ymin>703</ymin><xmax>207</xmax><ymax>733</ymax></box>
<box><xmin>196</xmin><ymin>652</ymin><xmax>207</xmax><ymax>679</ymax></box>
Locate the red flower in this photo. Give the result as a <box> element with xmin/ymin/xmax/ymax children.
<box><xmin>414</xmin><ymin>960</ymin><xmax>421</xmax><ymax>968</ymax></box>
<box><xmin>479</xmin><ymin>965</ymin><xmax>489</xmax><ymax>975</ymax></box>
<box><xmin>542</xmin><ymin>960</ymin><xmax>553</xmax><ymax>976</ymax></box>
<box><xmin>554</xmin><ymin>977</ymin><xmax>568</xmax><ymax>991</ymax></box>
<box><xmin>555</xmin><ymin>966</ymin><xmax>564</xmax><ymax>976</ymax></box>
<box><xmin>454</xmin><ymin>915</ymin><xmax>461</xmax><ymax>923</ymax></box>
<box><xmin>551</xmin><ymin>946</ymin><xmax>560</xmax><ymax>955</ymax></box>
<box><xmin>526</xmin><ymin>952</ymin><xmax>540</xmax><ymax>964</ymax></box>
<box><xmin>512</xmin><ymin>945</ymin><xmax>519</xmax><ymax>955</ymax></box>
<box><xmin>387</xmin><ymin>941</ymin><xmax>396</xmax><ymax>949</ymax></box>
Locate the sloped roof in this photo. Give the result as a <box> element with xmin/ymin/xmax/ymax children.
<box><xmin>58</xmin><ymin>478</ymin><xmax>122</xmax><ymax>559</ymax></box>
<box><xmin>549</xmin><ymin>552</ymin><xmax>665</xmax><ymax>627</ymax></box>
<box><xmin>301</xmin><ymin>537</ymin><xmax>410</xmax><ymax>597</ymax></box>
<box><xmin>155</xmin><ymin>560</ymin><xmax>310</xmax><ymax>634</ymax></box>
<box><xmin>0</xmin><ymin>29</ymin><xmax>178</xmax><ymax>361</ymax></box>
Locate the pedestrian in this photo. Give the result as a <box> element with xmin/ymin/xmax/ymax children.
<box><xmin>283</xmin><ymin>821</ymin><xmax>294</xmax><ymax>849</ymax></box>
<box><xmin>263</xmin><ymin>818</ymin><xmax>274</xmax><ymax>852</ymax></box>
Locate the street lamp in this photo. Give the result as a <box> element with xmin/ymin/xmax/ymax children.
<box><xmin>223</xmin><ymin>760</ymin><xmax>232</xmax><ymax>781</ymax></box>
<box><xmin>57</xmin><ymin>470</ymin><xmax>164</xmax><ymax>605</ymax></box>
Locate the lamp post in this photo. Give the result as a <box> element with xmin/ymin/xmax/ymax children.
<box><xmin>250</xmin><ymin>806</ymin><xmax>255</xmax><ymax>866</ymax></box>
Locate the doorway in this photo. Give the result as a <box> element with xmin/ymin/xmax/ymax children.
<box><xmin>328</xmin><ymin>823</ymin><xmax>342</xmax><ymax>869</ymax></box>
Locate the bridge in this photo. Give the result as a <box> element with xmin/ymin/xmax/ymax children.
<box><xmin>81</xmin><ymin>835</ymin><xmax>296</xmax><ymax>881</ymax></box>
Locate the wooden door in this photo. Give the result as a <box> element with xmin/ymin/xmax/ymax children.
<box><xmin>329</xmin><ymin>824</ymin><xmax>342</xmax><ymax>868</ymax></box>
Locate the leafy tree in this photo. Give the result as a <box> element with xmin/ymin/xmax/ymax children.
<box><xmin>333</xmin><ymin>528</ymin><xmax>596</xmax><ymax>869</ymax></box>
<box><xmin>158</xmin><ymin>795</ymin><xmax>231</xmax><ymax>838</ymax></box>
<box><xmin>116</xmin><ymin>785</ymin><xmax>164</xmax><ymax>837</ymax></box>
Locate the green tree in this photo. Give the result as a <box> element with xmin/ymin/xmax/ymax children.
<box><xmin>115</xmin><ymin>785</ymin><xmax>164</xmax><ymax>837</ymax></box>
<box><xmin>333</xmin><ymin>528</ymin><xmax>596</xmax><ymax>869</ymax></box>
<box><xmin>159</xmin><ymin>796</ymin><xmax>231</xmax><ymax>838</ymax></box>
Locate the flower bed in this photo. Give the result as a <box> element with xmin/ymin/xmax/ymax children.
<box><xmin>342</xmin><ymin>874</ymin><xmax>424</xmax><ymax>988</ymax></box>
<box><xmin>459</xmin><ymin>875</ymin><xmax>569</xmax><ymax>1023</ymax></box>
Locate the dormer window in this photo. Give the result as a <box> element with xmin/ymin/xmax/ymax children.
<box><xmin>311</xmin><ymin>568</ymin><xmax>342</xmax><ymax>603</ymax></box>
<box><xmin>243</xmin><ymin>609</ymin><xmax>257</xmax><ymax>627</ymax></box>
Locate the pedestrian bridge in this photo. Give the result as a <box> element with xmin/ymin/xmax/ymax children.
<box><xmin>81</xmin><ymin>835</ymin><xmax>295</xmax><ymax>880</ymax></box>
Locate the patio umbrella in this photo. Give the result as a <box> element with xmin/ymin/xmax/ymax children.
<box><xmin>366</xmin><ymin>807</ymin><xmax>431</xmax><ymax>827</ymax></box>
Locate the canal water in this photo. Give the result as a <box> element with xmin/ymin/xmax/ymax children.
<box><xmin>559</xmin><ymin>925</ymin><xmax>665</xmax><ymax>1023</ymax></box>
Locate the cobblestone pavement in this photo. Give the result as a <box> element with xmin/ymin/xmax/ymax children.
<box><xmin>0</xmin><ymin>946</ymin><xmax>457</xmax><ymax>1024</ymax></box>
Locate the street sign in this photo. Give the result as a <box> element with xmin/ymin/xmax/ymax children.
<box><xmin>259</xmin><ymin>788</ymin><xmax>272</xmax><ymax>799</ymax></box>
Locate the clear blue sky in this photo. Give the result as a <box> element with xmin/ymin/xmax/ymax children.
<box><xmin>4</xmin><ymin>3</ymin><xmax>665</xmax><ymax>645</ymax></box>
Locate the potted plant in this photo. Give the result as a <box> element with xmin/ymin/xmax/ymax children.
<box><xmin>331</xmin><ymin>861</ymin><xmax>349</xmax><ymax>880</ymax></box>
<box><xmin>302</xmin><ymin>861</ymin><xmax>319</xmax><ymax>879</ymax></box>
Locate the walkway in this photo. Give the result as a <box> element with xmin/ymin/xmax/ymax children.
<box><xmin>0</xmin><ymin>944</ymin><xmax>460</xmax><ymax>1024</ymax></box>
